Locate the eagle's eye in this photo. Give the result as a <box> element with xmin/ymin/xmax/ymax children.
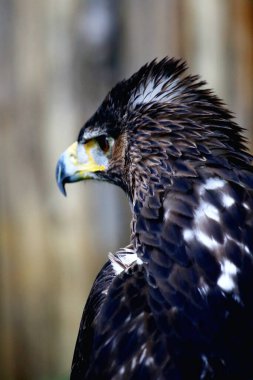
<box><xmin>94</xmin><ymin>135</ymin><xmax>114</xmax><ymax>156</ymax></box>
<box><xmin>96</xmin><ymin>135</ymin><xmax>110</xmax><ymax>153</ymax></box>
<box><xmin>82</xmin><ymin>134</ymin><xmax>114</xmax><ymax>158</ymax></box>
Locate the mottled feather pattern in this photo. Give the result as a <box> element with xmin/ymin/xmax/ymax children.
<box><xmin>68</xmin><ymin>58</ymin><xmax>253</xmax><ymax>379</ymax></box>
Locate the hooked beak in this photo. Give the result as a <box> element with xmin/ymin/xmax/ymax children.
<box><xmin>56</xmin><ymin>141</ymin><xmax>107</xmax><ymax>196</ymax></box>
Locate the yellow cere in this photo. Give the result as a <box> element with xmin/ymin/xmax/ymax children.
<box><xmin>67</xmin><ymin>141</ymin><xmax>78</xmax><ymax>162</ymax></box>
<box><xmin>64</xmin><ymin>140</ymin><xmax>107</xmax><ymax>177</ymax></box>
<box><xmin>84</xmin><ymin>139</ymin><xmax>106</xmax><ymax>172</ymax></box>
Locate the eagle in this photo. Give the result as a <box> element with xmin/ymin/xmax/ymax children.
<box><xmin>56</xmin><ymin>58</ymin><xmax>253</xmax><ymax>379</ymax></box>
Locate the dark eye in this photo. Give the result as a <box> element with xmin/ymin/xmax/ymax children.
<box><xmin>96</xmin><ymin>135</ymin><xmax>110</xmax><ymax>152</ymax></box>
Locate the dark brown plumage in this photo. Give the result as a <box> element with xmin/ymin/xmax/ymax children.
<box><xmin>56</xmin><ymin>58</ymin><xmax>253</xmax><ymax>379</ymax></box>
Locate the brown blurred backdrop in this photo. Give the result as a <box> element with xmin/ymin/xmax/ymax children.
<box><xmin>0</xmin><ymin>0</ymin><xmax>253</xmax><ymax>379</ymax></box>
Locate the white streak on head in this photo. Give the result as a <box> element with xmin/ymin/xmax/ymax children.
<box><xmin>217</xmin><ymin>259</ymin><xmax>238</xmax><ymax>292</ymax></box>
<box><xmin>131</xmin><ymin>78</ymin><xmax>182</xmax><ymax>108</ymax></box>
<box><xmin>222</xmin><ymin>194</ymin><xmax>235</xmax><ymax>208</ymax></box>
<box><xmin>81</xmin><ymin>128</ymin><xmax>108</xmax><ymax>141</ymax></box>
<box><xmin>132</xmin><ymin>80</ymin><xmax>163</xmax><ymax>106</ymax></box>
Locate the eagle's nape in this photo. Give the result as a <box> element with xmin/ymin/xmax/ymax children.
<box><xmin>56</xmin><ymin>57</ymin><xmax>253</xmax><ymax>380</ymax></box>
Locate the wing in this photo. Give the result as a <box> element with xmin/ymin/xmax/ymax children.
<box><xmin>73</xmin><ymin>262</ymin><xmax>204</xmax><ymax>380</ymax></box>
<box><xmin>70</xmin><ymin>260</ymin><xmax>115</xmax><ymax>379</ymax></box>
<box><xmin>71</xmin><ymin>260</ymin><xmax>218</xmax><ymax>379</ymax></box>
<box><xmin>72</xmin><ymin>172</ymin><xmax>253</xmax><ymax>380</ymax></box>
<box><xmin>71</xmin><ymin>261</ymin><xmax>163</xmax><ymax>379</ymax></box>
<box><xmin>134</xmin><ymin>164</ymin><xmax>253</xmax><ymax>378</ymax></box>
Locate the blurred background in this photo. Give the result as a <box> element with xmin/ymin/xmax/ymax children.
<box><xmin>0</xmin><ymin>0</ymin><xmax>253</xmax><ymax>379</ymax></box>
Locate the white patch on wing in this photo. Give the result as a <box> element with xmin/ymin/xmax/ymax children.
<box><xmin>109</xmin><ymin>251</ymin><xmax>143</xmax><ymax>275</ymax></box>
<box><xmin>200</xmin><ymin>178</ymin><xmax>225</xmax><ymax>195</ymax></box>
<box><xmin>137</xmin><ymin>344</ymin><xmax>154</xmax><ymax>366</ymax></box>
<box><xmin>180</xmin><ymin>177</ymin><xmax>247</xmax><ymax>297</ymax></box>
<box><xmin>243</xmin><ymin>202</ymin><xmax>250</xmax><ymax>210</ymax></box>
<box><xmin>205</xmin><ymin>204</ymin><xmax>220</xmax><ymax>222</ymax></box>
<box><xmin>222</xmin><ymin>194</ymin><xmax>235</xmax><ymax>208</ymax></box>
<box><xmin>232</xmin><ymin>239</ymin><xmax>251</xmax><ymax>256</ymax></box>
<box><xmin>183</xmin><ymin>204</ymin><xmax>221</xmax><ymax>248</ymax></box>
<box><xmin>119</xmin><ymin>366</ymin><xmax>125</xmax><ymax>375</ymax></box>
<box><xmin>183</xmin><ymin>178</ymin><xmax>229</xmax><ymax>250</ymax></box>
<box><xmin>217</xmin><ymin>259</ymin><xmax>238</xmax><ymax>292</ymax></box>
<box><xmin>183</xmin><ymin>229</ymin><xmax>195</xmax><ymax>242</ymax></box>
<box><xmin>164</xmin><ymin>208</ymin><xmax>170</xmax><ymax>221</ymax></box>
<box><xmin>145</xmin><ymin>357</ymin><xmax>154</xmax><ymax>366</ymax></box>
<box><xmin>139</xmin><ymin>347</ymin><xmax>147</xmax><ymax>363</ymax></box>
<box><xmin>198</xmin><ymin>277</ymin><xmax>210</xmax><ymax>297</ymax></box>
<box><xmin>195</xmin><ymin>201</ymin><xmax>220</xmax><ymax>222</ymax></box>
<box><xmin>245</xmin><ymin>246</ymin><xmax>251</xmax><ymax>255</ymax></box>
<box><xmin>200</xmin><ymin>355</ymin><xmax>210</xmax><ymax>379</ymax></box>
<box><xmin>195</xmin><ymin>230</ymin><xmax>221</xmax><ymax>249</ymax></box>
<box><xmin>131</xmin><ymin>356</ymin><xmax>137</xmax><ymax>370</ymax></box>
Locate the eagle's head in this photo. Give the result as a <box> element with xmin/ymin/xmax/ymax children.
<box><xmin>56</xmin><ymin>58</ymin><xmax>249</xmax><ymax>200</ymax></box>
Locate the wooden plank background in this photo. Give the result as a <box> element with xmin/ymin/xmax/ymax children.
<box><xmin>0</xmin><ymin>0</ymin><xmax>252</xmax><ymax>379</ymax></box>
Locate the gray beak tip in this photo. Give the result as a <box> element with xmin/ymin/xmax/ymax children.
<box><xmin>56</xmin><ymin>159</ymin><xmax>67</xmax><ymax>197</ymax></box>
